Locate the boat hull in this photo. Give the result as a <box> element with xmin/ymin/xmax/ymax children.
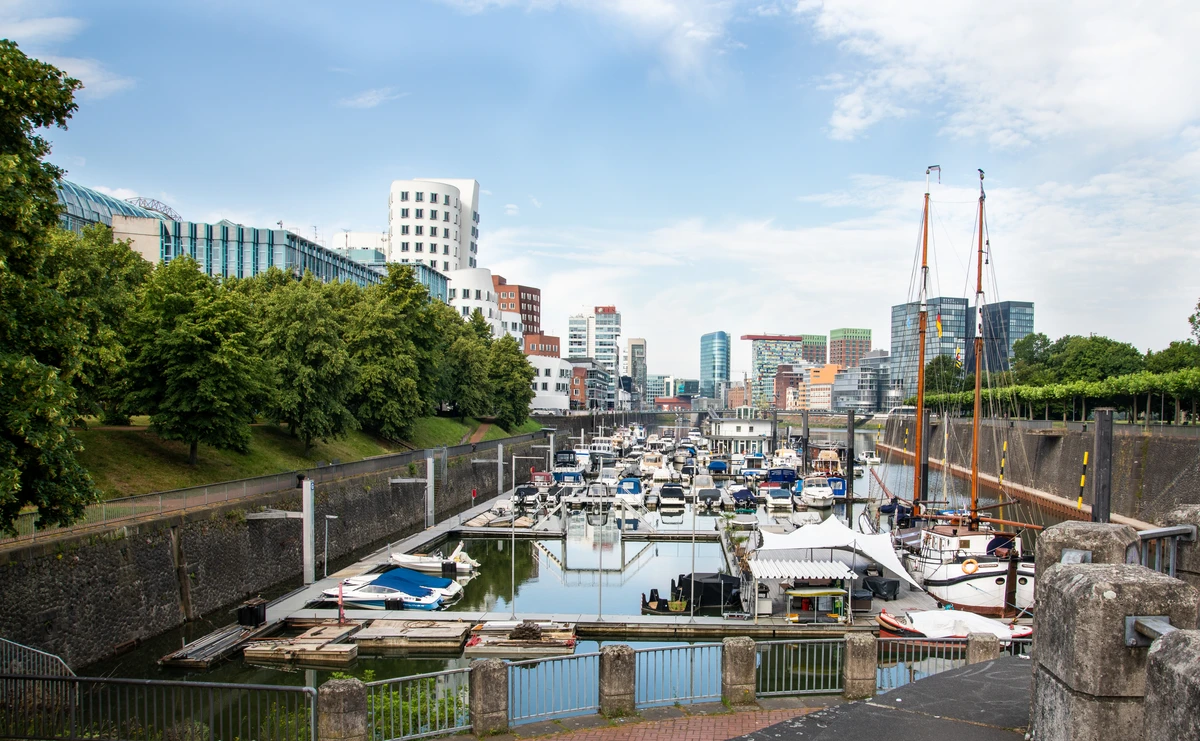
<box><xmin>912</xmin><ymin>558</ymin><xmax>1035</xmax><ymax>617</ymax></box>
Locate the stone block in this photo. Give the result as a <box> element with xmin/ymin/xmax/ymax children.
<box><xmin>841</xmin><ymin>632</ymin><xmax>876</xmax><ymax>700</ymax></box>
<box><xmin>721</xmin><ymin>636</ymin><xmax>757</xmax><ymax>706</ymax></box>
<box><xmin>1158</xmin><ymin>505</ymin><xmax>1200</xmax><ymax>590</ymax></box>
<box><xmin>317</xmin><ymin>679</ymin><xmax>367</xmax><ymax>741</ymax></box>
<box><xmin>1035</xmin><ymin>521</ymin><xmax>1139</xmax><ymax>591</ymax></box>
<box><xmin>966</xmin><ymin>632</ymin><xmax>1000</xmax><ymax>664</ymax></box>
<box><xmin>1035</xmin><ymin>563</ymin><xmax>1199</xmax><ymax>698</ymax></box>
<box><xmin>599</xmin><ymin>644</ymin><xmax>636</xmax><ymax>717</ymax></box>
<box><xmin>1142</xmin><ymin>630</ymin><xmax>1200</xmax><ymax>741</ymax></box>
<box><xmin>469</xmin><ymin>658</ymin><xmax>509</xmax><ymax>736</ymax></box>
<box><xmin>1030</xmin><ymin>663</ymin><xmax>1144</xmax><ymax>741</ymax></box>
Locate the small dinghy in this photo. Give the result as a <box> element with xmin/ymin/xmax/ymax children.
<box><xmin>876</xmin><ymin>609</ymin><xmax>1032</xmax><ymax>642</ymax></box>
<box><xmin>391</xmin><ymin>541</ymin><xmax>480</xmax><ymax>574</ymax></box>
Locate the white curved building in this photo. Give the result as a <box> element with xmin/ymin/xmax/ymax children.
<box><xmin>446</xmin><ymin>268</ymin><xmax>523</xmax><ymax>347</ymax></box>
<box><xmin>528</xmin><ymin>355</ymin><xmax>572</xmax><ymax>413</ymax></box>
<box><xmin>388</xmin><ymin>179</ymin><xmax>480</xmax><ymax>272</ymax></box>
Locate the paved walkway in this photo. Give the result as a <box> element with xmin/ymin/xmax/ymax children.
<box><xmin>468</xmin><ymin>423</ymin><xmax>492</xmax><ymax>444</ymax></box>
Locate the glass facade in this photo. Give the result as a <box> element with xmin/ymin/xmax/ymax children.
<box><xmin>699</xmin><ymin>331</ymin><xmax>730</xmax><ymax>399</ymax></box>
<box><xmin>890</xmin><ymin>297</ymin><xmax>969</xmax><ymax>400</ymax></box>
<box><xmin>56</xmin><ymin>180</ymin><xmax>164</xmax><ymax>232</ymax></box>
<box><xmin>567</xmin><ymin>307</ymin><xmax>621</xmax><ymax>408</ymax></box>
<box><xmin>968</xmin><ymin>301</ymin><xmax>1035</xmax><ymax>373</ymax></box>
<box><xmin>745</xmin><ymin>336</ymin><xmax>806</xmax><ymax>408</ymax></box>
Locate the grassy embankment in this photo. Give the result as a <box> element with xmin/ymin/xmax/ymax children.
<box><xmin>76</xmin><ymin>416</ymin><xmax>545</xmax><ymax>499</ymax></box>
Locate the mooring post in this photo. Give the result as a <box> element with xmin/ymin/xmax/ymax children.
<box><xmin>1092</xmin><ymin>408</ymin><xmax>1114</xmax><ymax>523</ymax></box>
<box><xmin>425</xmin><ymin>453</ymin><xmax>435</xmax><ymax>528</ymax></box>
<box><xmin>496</xmin><ymin>443</ymin><xmax>504</xmax><ymax>498</ymax></box>
<box><xmin>598</xmin><ymin>644</ymin><xmax>636</xmax><ymax>717</ymax></box>
<box><xmin>802</xmin><ymin>410</ymin><xmax>810</xmax><ymax>473</ymax></box>
<box><xmin>302</xmin><ymin>476</ymin><xmax>315</xmax><ymax>585</ymax></box>
<box><xmin>846</xmin><ymin>410</ymin><xmax>856</xmax><ymax>484</ymax></box>
<box><xmin>468</xmin><ymin>659</ymin><xmax>509</xmax><ymax>736</ymax></box>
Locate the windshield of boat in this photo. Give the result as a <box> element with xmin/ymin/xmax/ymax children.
<box><xmin>698</xmin><ymin>488</ymin><xmax>720</xmax><ymax>499</ymax></box>
<box><xmin>767</xmin><ymin>469</ymin><xmax>797</xmax><ymax>483</ymax></box>
<box><xmin>661</xmin><ymin>484</ymin><xmax>684</xmax><ymax>497</ymax></box>
<box><xmin>601</xmin><ymin>468</ymin><xmax>617</xmax><ymax>479</ymax></box>
<box><xmin>804</xmin><ymin>477</ymin><xmax>829</xmax><ymax>487</ymax></box>
<box><xmin>554</xmin><ymin>451</ymin><xmax>576</xmax><ymax>465</ymax></box>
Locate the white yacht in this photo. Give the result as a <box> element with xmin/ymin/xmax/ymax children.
<box><xmin>796</xmin><ymin>476</ymin><xmax>835</xmax><ymax>508</ymax></box>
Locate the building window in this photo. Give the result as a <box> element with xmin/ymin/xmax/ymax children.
<box><xmin>400</xmin><ymin>208</ymin><xmax>409</xmax><ymax>218</ymax></box>
<box><xmin>415</xmin><ymin>243</ymin><xmax>423</xmax><ymax>252</ymax></box>
<box><xmin>542</xmin><ymin>382</ymin><xmax>549</xmax><ymax>391</ymax></box>
<box><xmin>442</xmin><ymin>261</ymin><xmax>448</xmax><ymax>271</ymax></box>
<box><xmin>444</xmin><ymin>195</ymin><xmax>450</xmax><ymax>205</ymax></box>
<box><xmin>400</xmin><ymin>225</ymin><xmax>409</xmax><ymax>235</ymax></box>
<box><xmin>415</xmin><ymin>209</ymin><xmax>423</xmax><ymax>219</ymax></box>
<box><xmin>415</xmin><ymin>192</ymin><xmax>423</xmax><ymax>202</ymax></box>
<box><xmin>400</xmin><ymin>191</ymin><xmax>409</xmax><ymax>201</ymax></box>
<box><xmin>462</xmin><ymin>306</ymin><xmax>469</xmax><ymax>316</ymax></box>
<box><xmin>474</xmin><ymin>290</ymin><xmax>481</xmax><ymax>300</ymax></box>
<box><xmin>443</xmin><ymin>212</ymin><xmax>449</xmax><ymax>222</ymax></box>
<box><xmin>431</xmin><ymin>210</ymin><xmax>438</xmax><ymax>220</ymax></box>
<box><xmin>442</xmin><ymin>244</ymin><xmax>449</xmax><ymax>254</ymax></box>
<box><xmin>429</xmin><ymin>193</ymin><xmax>437</xmax><ymax>202</ymax></box>
<box><xmin>415</xmin><ymin>225</ymin><xmax>423</xmax><ymax>236</ymax></box>
<box><xmin>442</xmin><ymin>228</ymin><xmax>449</xmax><ymax>238</ymax></box>
<box><xmin>449</xmin><ymin>288</ymin><xmax>456</xmax><ymax>299</ymax></box>
<box><xmin>400</xmin><ymin>241</ymin><xmax>409</xmax><ymax>252</ymax></box>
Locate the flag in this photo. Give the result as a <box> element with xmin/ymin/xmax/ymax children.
<box><xmin>955</xmin><ymin>348</ymin><xmax>963</xmax><ymax>369</ymax></box>
<box><xmin>935</xmin><ymin>313</ymin><xmax>943</xmax><ymax>338</ymax></box>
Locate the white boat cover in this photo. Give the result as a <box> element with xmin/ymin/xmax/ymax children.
<box><xmin>748</xmin><ymin>559</ymin><xmax>858</xmax><ymax>581</ymax></box>
<box><xmin>756</xmin><ymin>516</ymin><xmax>922</xmax><ymax>589</ymax></box>
<box><xmin>902</xmin><ymin>610</ymin><xmax>1023</xmax><ymax>639</ymax></box>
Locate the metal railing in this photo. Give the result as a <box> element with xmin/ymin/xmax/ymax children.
<box><xmin>1004</xmin><ymin>638</ymin><xmax>1033</xmax><ymax>658</ymax></box>
<box><xmin>0</xmin><ymin>675</ymin><xmax>315</xmax><ymax>741</ymax></box>
<box><xmin>506</xmin><ymin>652</ymin><xmax>600</xmax><ymax>725</ymax></box>
<box><xmin>365</xmin><ymin>667</ymin><xmax>471</xmax><ymax>741</ymax></box>
<box><xmin>2</xmin><ymin>430</ymin><xmax>550</xmax><ymax>547</ymax></box>
<box><xmin>0</xmin><ymin>639</ymin><xmax>73</xmax><ymax>678</ymax></box>
<box><xmin>755</xmin><ymin>639</ymin><xmax>844</xmax><ymax>697</ymax></box>
<box><xmin>876</xmin><ymin>638</ymin><xmax>966</xmax><ymax>693</ymax></box>
<box><xmin>1137</xmin><ymin>525</ymin><xmax>1198</xmax><ymax>579</ymax></box>
<box><xmin>633</xmin><ymin>644</ymin><xmax>722</xmax><ymax>708</ymax></box>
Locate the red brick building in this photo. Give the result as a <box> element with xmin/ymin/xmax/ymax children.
<box><xmin>829</xmin><ymin>328</ymin><xmax>872</xmax><ymax>368</ymax></box>
<box><xmin>523</xmin><ymin>332</ymin><xmax>561</xmax><ymax>358</ymax></box>
<box><xmin>492</xmin><ymin>275</ymin><xmax>542</xmax><ymax>333</ymax></box>
<box><xmin>654</xmin><ymin>397</ymin><xmax>692</xmax><ymax>411</ymax></box>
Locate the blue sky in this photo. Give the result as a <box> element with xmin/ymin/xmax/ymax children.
<box><xmin>7</xmin><ymin>0</ymin><xmax>1200</xmax><ymax>377</ymax></box>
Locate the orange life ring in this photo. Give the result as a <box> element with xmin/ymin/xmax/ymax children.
<box><xmin>961</xmin><ymin>559</ymin><xmax>979</xmax><ymax>575</ymax></box>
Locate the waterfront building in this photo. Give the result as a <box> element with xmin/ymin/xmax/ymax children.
<box><xmin>710</xmin><ymin>415</ymin><xmax>774</xmax><ymax>455</ymax></box>
<box><xmin>388</xmin><ymin>178</ymin><xmax>480</xmax><ymax>272</ymax></box>
<box><xmin>447</xmin><ymin>267</ymin><xmax>523</xmax><ymax>345</ymax></box>
<box><xmin>726</xmin><ymin>381</ymin><xmax>750</xmax><ymax>408</ymax></box>
<box><xmin>626</xmin><ymin>338</ymin><xmax>648</xmax><ymax>408</ymax></box>
<box><xmin>860</xmin><ymin>349</ymin><xmax>904</xmax><ymax>411</ymax></box>
<box><xmin>741</xmin><ymin>334</ymin><xmax>806</xmax><ymax>408</ymax></box>
<box><xmin>528</xmin><ymin>355</ymin><xmax>573</xmax><ymax>413</ymax></box>
<box><xmin>645</xmin><ymin>374</ymin><xmax>669</xmax><ymax>401</ymax></box>
<box><xmin>335</xmin><ymin>230</ymin><xmax>390</xmax><ymax>256</ymax></box>
<box><xmin>493</xmin><ymin>275</ymin><xmax>542</xmax><ymax>334</ymax></box>
<box><xmin>832</xmin><ymin>366</ymin><xmax>879</xmax><ymax>414</ymax></box>
<box><xmin>673</xmin><ymin>378</ymin><xmax>701</xmax><ymax>398</ymax></box>
<box><xmin>829</xmin><ymin>328</ymin><xmax>872</xmax><ymax>368</ymax></box>
<box><xmin>568</xmin><ymin>358</ymin><xmax>611</xmax><ymax>410</ymax></box>
<box><xmin>800</xmin><ymin>334</ymin><xmax>828</xmax><ymax>365</ymax></box>
<box><xmin>890</xmin><ymin>297</ymin><xmax>970</xmax><ymax>401</ymax></box>
<box><xmin>567</xmin><ymin>306</ymin><xmax>621</xmax><ymax>409</ymax></box>
<box><xmin>699</xmin><ymin>331</ymin><xmax>731</xmax><ymax>399</ymax></box>
<box><xmin>57</xmin><ymin>181</ymin><xmax>172</xmax><ymax>232</ymax></box>
<box><xmin>804</xmin><ymin>365</ymin><xmax>842</xmax><ymax>412</ymax></box>
<box><xmin>967</xmin><ymin>301</ymin><xmax>1035</xmax><ymax>373</ymax></box>
<box><xmin>773</xmin><ymin>363</ymin><xmax>814</xmax><ymax>409</ymax></box>
<box><xmin>524</xmin><ymin>332</ymin><xmax>561</xmax><ymax>358</ymax></box>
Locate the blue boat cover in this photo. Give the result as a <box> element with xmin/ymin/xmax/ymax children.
<box><xmin>373</xmin><ymin>566</ymin><xmax>454</xmax><ymax>596</ymax></box>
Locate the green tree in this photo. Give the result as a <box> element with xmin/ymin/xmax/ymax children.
<box><xmin>1146</xmin><ymin>341</ymin><xmax>1200</xmax><ymax>373</ymax></box>
<box><xmin>347</xmin><ymin>273</ymin><xmax>424</xmax><ymax>440</ymax></box>
<box><xmin>1054</xmin><ymin>335</ymin><xmax>1144</xmax><ymax>382</ymax></box>
<box><xmin>0</xmin><ymin>42</ymin><xmax>99</xmax><ymax>532</ymax></box>
<box><xmin>126</xmin><ymin>256</ymin><xmax>264</xmax><ymax>464</ymax></box>
<box><xmin>467</xmin><ymin>308</ymin><xmax>494</xmax><ymax>344</ymax></box>
<box><xmin>261</xmin><ymin>274</ymin><xmax>359</xmax><ymax>452</ymax></box>
<box><xmin>1190</xmin><ymin>297</ymin><xmax>1200</xmax><ymax>342</ymax></box>
<box><xmin>444</xmin><ymin>336</ymin><xmax>491</xmax><ymax>421</ymax></box>
<box><xmin>1011</xmin><ymin>332</ymin><xmax>1054</xmax><ymax>384</ymax></box>
<box><xmin>488</xmin><ymin>334</ymin><xmax>536</xmax><ymax>431</ymax></box>
<box><xmin>924</xmin><ymin>354</ymin><xmax>965</xmax><ymax>394</ymax></box>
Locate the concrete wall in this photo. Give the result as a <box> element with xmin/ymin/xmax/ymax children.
<box><xmin>884</xmin><ymin>418</ymin><xmax>1200</xmax><ymax>523</ymax></box>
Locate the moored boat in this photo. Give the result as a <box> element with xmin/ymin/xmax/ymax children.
<box><xmin>391</xmin><ymin>541</ymin><xmax>479</xmax><ymax>574</ymax></box>
<box><xmin>876</xmin><ymin>608</ymin><xmax>1031</xmax><ymax>641</ymax></box>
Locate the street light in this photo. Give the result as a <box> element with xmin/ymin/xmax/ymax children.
<box><xmin>324</xmin><ymin>515</ymin><xmax>339</xmax><ymax>579</ymax></box>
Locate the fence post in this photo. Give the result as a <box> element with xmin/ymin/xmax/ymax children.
<box><xmin>966</xmin><ymin>633</ymin><xmax>1000</xmax><ymax>664</ymax></box>
<box><xmin>599</xmin><ymin>644</ymin><xmax>635</xmax><ymax>717</ymax></box>
<box><xmin>721</xmin><ymin>637</ymin><xmax>756</xmax><ymax>706</ymax></box>
<box><xmin>317</xmin><ymin>678</ymin><xmax>367</xmax><ymax>741</ymax></box>
<box><xmin>842</xmin><ymin>633</ymin><xmax>876</xmax><ymax>700</ymax></box>
<box><xmin>468</xmin><ymin>659</ymin><xmax>509</xmax><ymax>736</ymax></box>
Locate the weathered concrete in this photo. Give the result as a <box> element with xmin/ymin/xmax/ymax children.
<box><xmin>842</xmin><ymin>632</ymin><xmax>876</xmax><ymax>700</ymax></box>
<box><xmin>468</xmin><ymin>658</ymin><xmax>509</xmax><ymax>736</ymax></box>
<box><xmin>967</xmin><ymin>633</ymin><xmax>1000</xmax><ymax>664</ymax></box>
<box><xmin>1142</xmin><ymin>629</ymin><xmax>1200</xmax><ymax>741</ymax></box>
<box><xmin>317</xmin><ymin>679</ymin><xmax>367</xmax><ymax>741</ymax></box>
<box><xmin>1030</xmin><ymin>563</ymin><xmax>1200</xmax><ymax>741</ymax></box>
<box><xmin>598</xmin><ymin>644</ymin><xmax>636</xmax><ymax>717</ymax></box>
<box><xmin>722</xmin><ymin>636</ymin><xmax>758</xmax><ymax>707</ymax></box>
<box><xmin>1157</xmin><ymin>504</ymin><xmax>1200</xmax><ymax>590</ymax></box>
<box><xmin>1035</xmin><ymin>521</ymin><xmax>1139</xmax><ymax>588</ymax></box>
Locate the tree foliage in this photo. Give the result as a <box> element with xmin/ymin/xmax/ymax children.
<box><xmin>489</xmin><ymin>334</ymin><xmax>537</xmax><ymax>431</ymax></box>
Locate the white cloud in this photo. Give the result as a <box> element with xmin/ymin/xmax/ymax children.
<box><xmin>0</xmin><ymin>14</ymin><xmax>82</xmax><ymax>44</ymax></box>
<box><xmin>44</xmin><ymin>55</ymin><xmax>135</xmax><ymax>99</ymax></box>
<box><xmin>0</xmin><ymin>2</ymin><xmax>134</xmax><ymax>99</ymax></box>
<box><xmin>504</xmin><ymin>203</ymin><xmax>521</xmax><ymax>216</ymax></box>
<box><xmin>91</xmin><ymin>185</ymin><xmax>139</xmax><ymax>200</ymax></box>
<box><xmin>529</xmin><ymin>196</ymin><xmax>542</xmax><ymax>208</ymax></box>
<box><xmin>795</xmin><ymin>1</ymin><xmax>1200</xmax><ymax>145</ymax></box>
<box><xmin>337</xmin><ymin>87</ymin><xmax>407</xmax><ymax>108</ymax></box>
<box><xmin>480</xmin><ymin>188</ymin><xmax>493</xmax><ymax>195</ymax></box>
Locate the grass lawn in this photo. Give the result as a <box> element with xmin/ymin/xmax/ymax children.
<box><xmin>405</xmin><ymin>416</ymin><xmax>478</xmax><ymax>448</ymax></box>
<box><xmin>481</xmin><ymin>419</ymin><xmax>545</xmax><ymax>441</ymax></box>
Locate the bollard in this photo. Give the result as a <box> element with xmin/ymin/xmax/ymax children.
<box><xmin>841</xmin><ymin>632</ymin><xmax>877</xmax><ymax>700</ymax></box>
<box><xmin>1142</xmin><ymin>630</ymin><xmax>1200</xmax><ymax>741</ymax></box>
<box><xmin>317</xmin><ymin>679</ymin><xmax>367</xmax><ymax>741</ymax></box>
<box><xmin>721</xmin><ymin>637</ymin><xmax>757</xmax><ymax>706</ymax></box>
<box><xmin>598</xmin><ymin>644</ymin><xmax>636</xmax><ymax>717</ymax></box>
<box><xmin>468</xmin><ymin>659</ymin><xmax>509</xmax><ymax>736</ymax></box>
<box><xmin>966</xmin><ymin>633</ymin><xmax>1000</xmax><ymax>665</ymax></box>
<box><xmin>1030</xmin><ymin>563</ymin><xmax>1199</xmax><ymax>741</ymax></box>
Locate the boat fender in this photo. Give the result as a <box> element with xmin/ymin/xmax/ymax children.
<box><xmin>961</xmin><ymin>559</ymin><xmax>980</xmax><ymax>575</ymax></box>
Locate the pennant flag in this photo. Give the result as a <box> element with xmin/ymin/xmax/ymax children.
<box><xmin>954</xmin><ymin>348</ymin><xmax>963</xmax><ymax>369</ymax></box>
<box><xmin>935</xmin><ymin>313</ymin><xmax>943</xmax><ymax>338</ymax></box>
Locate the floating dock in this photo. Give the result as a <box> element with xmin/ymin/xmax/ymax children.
<box><xmin>159</xmin><ymin>620</ymin><xmax>283</xmax><ymax>669</ymax></box>
<box><xmin>243</xmin><ymin>622</ymin><xmax>361</xmax><ymax>667</ymax></box>
<box><xmin>352</xmin><ymin>619</ymin><xmax>473</xmax><ymax>654</ymax></box>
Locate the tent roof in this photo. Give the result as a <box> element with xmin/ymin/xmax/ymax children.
<box><xmin>756</xmin><ymin>516</ymin><xmax>922</xmax><ymax>589</ymax></box>
<box><xmin>748</xmin><ymin>559</ymin><xmax>858</xmax><ymax>581</ymax></box>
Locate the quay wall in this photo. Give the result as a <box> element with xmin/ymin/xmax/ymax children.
<box><xmin>882</xmin><ymin>418</ymin><xmax>1200</xmax><ymax>524</ymax></box>
<box><xmin>0</xmin><ymin>437</ymin><xmax>543</xmax><ymax>670</ymax></box>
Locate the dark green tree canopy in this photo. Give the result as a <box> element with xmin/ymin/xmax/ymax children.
<box><xmin>489</xmin><ymin>334</ymin><xmax>537</xmax><ymax>431</ymax></box>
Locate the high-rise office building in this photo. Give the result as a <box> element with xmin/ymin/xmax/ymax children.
<box><xmin>388</xmin><ymin>178</ymin><xmax>480</xmax><ymax>272</ymax></box>
<box><xmin>492</xmin><ymin>275</ymin><xmax>542</xmax><ymax>333</ymax></box>
<box><xmin>626</xmin><ymin>338</ymin><xmax>648</xmax><ymax>408</ymax></box>
<box><xmin>699</xmin><ymin>331</ymin><xmax>730</xmax><ymax>399</ymax></box>
<box><xmin>829</xmin><ymin>328</ymin><xmax>872</xmax><ymax>368</ymax></box>
<box><xmin>800</xmin><ymin>334</ymin><xmax>827</xmax><ymax>365</ymax></box>
<box><xmin>967</xmin><ymin>301</ymin><xmax>1035</xmax><ymax>373</ymax></box>
<box><xmin>890</xmin><ymin>297</ymin><xmax>970</xmax><ymax>400</ymax></box>
<box><xmin>646</xmin><ymin>374</ymin><xmax>669</xmax><ymax>401</ymax></box>
<box><xmin>567</xmin><ymin>306</ymin><xmax>622</xmax><ymax>408</ymax></box>
<box><xmin>741</xmin><ymin>334</ymin><xmax>806</xmax><ymax>408</ymax></box>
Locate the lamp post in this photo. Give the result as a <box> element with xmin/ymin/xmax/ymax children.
<box><xmin>324</xmin><ymin>515</ymin><xmax>338</xmax><ymax>579</ymax></box>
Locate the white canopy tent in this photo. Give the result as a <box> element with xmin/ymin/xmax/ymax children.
<box><xmin>754</xmin><ymin>516</ymin><xmax>922</xmax><ymax>590</ymax></box>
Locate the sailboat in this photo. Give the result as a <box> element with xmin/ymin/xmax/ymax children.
<box><xmin>893</xmin><ymin>168</ymin><xmax>1037</xmax><ymax>617</ymax></box>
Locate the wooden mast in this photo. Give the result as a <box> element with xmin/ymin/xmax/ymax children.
<box><xmin>912</xmin><ymin>166</ymin><xmax>938</xmax><ymax>516</ymax></box>
<box><xmin>970</xmin><ymin>169</ymin><xmax>987</xmax><ymax>529</ymax></box>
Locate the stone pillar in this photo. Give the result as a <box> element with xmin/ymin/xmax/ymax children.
<box><xmin>966</xmin><ymin>633</ymin><xmax>1000</xmax><ymax>665</ymax></box>
<box><xmin>1158</xmin><ymin>505</ymin><xmax>1200</xmax><ymax>590</ymax></box>
<box><xmin>598</xmin><ymin>644</ymin><xmax>635</xmax><ymax>717</ymax></box>
<box><xmin>721</xmin><ymin>637</ymin><xmax>757</xmax><ymax>707</ymax></box>
<box><xmin>1030</xmin><ymin>563</ymin><xmax>1199</xmax><ymax>741</ymax></box>
<box><xmin>317</xmin><ymin>679</ymin><xmax>367</xmax><ymax>741</ymax></box>
<box><xmin>1142</xmin><ymin>630</ymin><xmax>1200</xmax><ymax>741</ymax></box>
<box><xmin>468</xmin><ymin>659</ymin><xmax>509</xmax><ymax>736</ymax></box>
<box><xmin>1035</xmin><ymin>521</ymin><xmax>1139</xmax><ymax>593</ymax></box>
<box><xmin>842</xmin><ymin>632</ymin><xmax>877</xmax><ymax>700</ymax></box>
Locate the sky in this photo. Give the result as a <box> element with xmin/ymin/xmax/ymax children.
<box><xmin>6</xmin><ymin>0</ymin><xmax>1200</xmax><ymax>378</ymax></box>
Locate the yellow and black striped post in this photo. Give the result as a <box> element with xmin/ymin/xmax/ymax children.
<box><xmin>1077</xmin><ymin>451</ymin><xmax>1089</xmax><ymax>509</ymax></box>
<box><xmin>903</xmin><ymin>426</ymin><xmax>909</xmax><ymax>453</ymax></box>
<box><xmin>999</xmin><ymin>440</ymin><xmax>1008</xmax><ymax>485</ymax></box>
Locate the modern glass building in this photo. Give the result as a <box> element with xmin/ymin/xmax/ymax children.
<box><xmin>742</xmin><ymin>334</ymin><xmax>807</xmax><ymax>408</ymax></box>
<box><xmin>567</xmin><ymin>306</ymin><xmax>622</xmax><ymax>408</ymax></box>
<box><xmin>890</xmin><ymin>297</ymin><xmax>970</xmax><ymax>400</ymax></box>
<box><xmin>699</xmin><ymin>331</ymin><xmax>731</xmax><ymax>399</ymax></box>
<box><xmin>55</xmin><ymin>180</ymin><xmax>167</xmax><ymax>232</ymax></box>
<box><xmin>626</xmin><ymin>338</ymin><xmax>647</xmax><ymax>408</ymax></box>
<box><xmin>646</xmin><ymin>374</ymin><xmax>669</xmax><ymax>401</ymax></box>
<box><xmin>968</xmin><ymin>301</ymin><xmax>1035</xmax><ymax>373</ymax></box>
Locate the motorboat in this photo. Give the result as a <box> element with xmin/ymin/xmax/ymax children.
<box><xmin>511</xmin><ymin>484</ymin><xmax>539</xmax><ymax>507</ymax></box>
<box><xmin>641</xmin><ymin>573</ymin><xmax>740</xmax><ymax>615</ymax></box>
<box><xmin>827</xmin><ymin>475</ymin><xmax>848</xmax><ymax>499</ymax></box>
<box><xmin>573</xmin><ymin>447</ymin><xmax>593</xmax><ymax>473</ymax></box>
<box><xmin>323</xmin><ymin>569</ymin><xmax>443</xmax><ymax>610</ymax></box>
<box><xmin>812</xmin><ymin>449</ymin><xmax>842</xmax><ymax>476</ymax></box>
<box><xmin>796</xmin><ymin>476</ymin><xmax>835</xmax><ymax>508</ymax></box>
<box><xmin>759</xmin><ymin>467</ymin><xmax>798</xmax><ymax>508</ymax></box>
<box><xmin>339</xmin><ymin>566</ymin><xmax>464</xmax><ymax>602</ymax></box>
<box><xmin>614</xmin><ymin>477</ymin><xmax>644</xmax><ymax>506</ymax></box>
<box><xmin>651</xmin><ymin>466</ymin><xmax>680</xmax><ymax>484</ymax></box>
<box><xmin>856</xmin><ymin>450</ymin><xmax>882</xmax><ymax>466</ymax></box>
<box><xmin>640</xmin><ymin>452</ymin><xmax>665</xmax><ymax>475</ymax></box>
<box><xmin>707</xmin><ymin>457</ymin><xmax>729</xmax><ymax>475</ymax></box>
<box><xmin>692</xmin><ymin>473</ymin><xmax>715</xmax><ymax>491</ymax></box>
<box><xmin>771</xmin><ymin>448</ymin><xmax>802</xmax><ymax>470</ymax></box>
<box><xmin>390</xmin><ymin>541</ymin><xmax>480</xmax><ymax>574</ymax></box>
<box><xmin>695</xmin><ymin>487</ymin><xmax>721</xmax><ymax>510</ymax></box>
<box><xmin>730</xmin><ymin>453</ymin><xmax>745</xmax><ymax>476</ymax></box>
<box><xmin>876</xmin><ymin>609</ymin><xmax>1032</xmax><ymax>641</ymax></box>
<box><xmin>599</xmin><ymin>466</ymin><xmax>620</xmax><ymax>488</ymax></box>
<box><xmin>658</xmin><ymin>483</ymin><xmax>686</xmax><ymax>507</ymax></box>
<box><xmin>552</xmin><ymin>450</ymin><xmax>585</xmax><ymax>482</ymax></box>
<box><xmin>743</xmin><ymin>452</ymin><xmax>767</xmax><ymax>474</ymax></box>
<box><xmin>531</xmin><ymin>471</ymin><xmax>555</xmax><ymax>499</ymax></box>
<box><xmin>729</xmin><ymin>486</ymin><xmax>756</xmax><ymax>513</ymax></box>
<box><xmin>897</xmin><ymin>525</ymin><xmax>1035</xmax><ymax>616</ymax></box>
